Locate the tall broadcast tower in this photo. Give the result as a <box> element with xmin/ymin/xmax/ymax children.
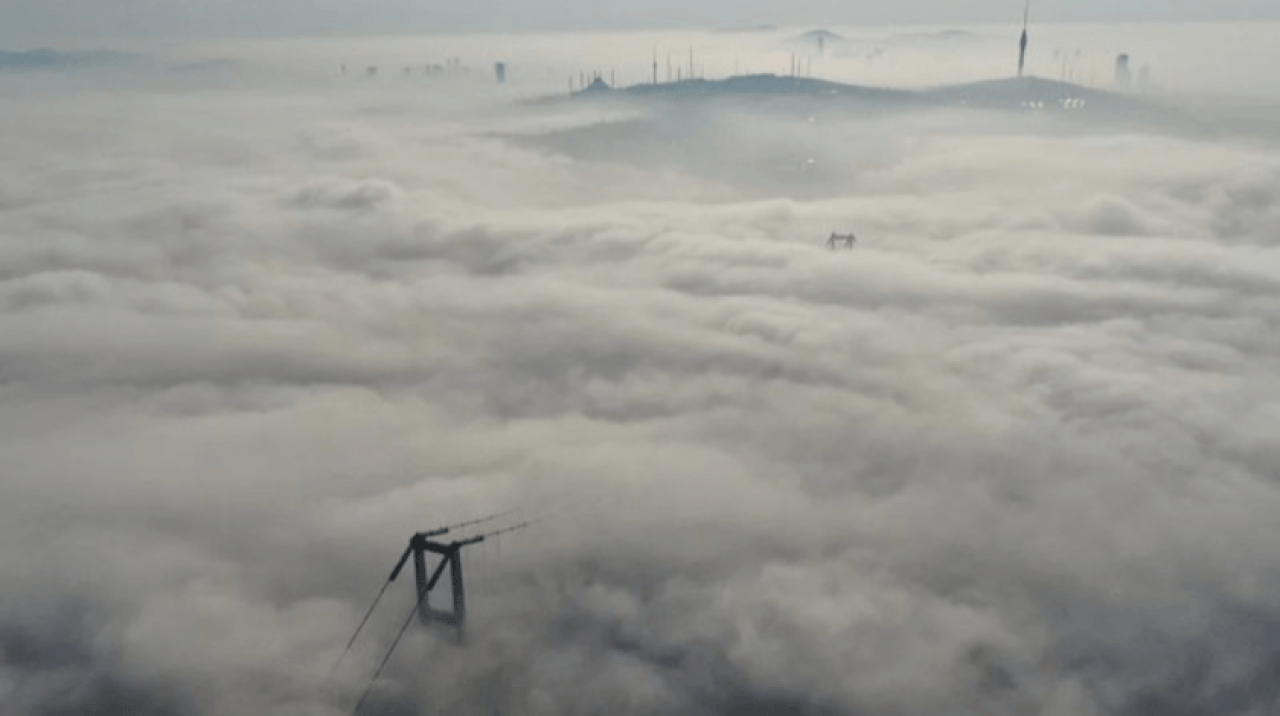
<box><xmin>1018</xmin><ymin>0</ymin><xmax>1030</xmax><ymax>77</ymax></box>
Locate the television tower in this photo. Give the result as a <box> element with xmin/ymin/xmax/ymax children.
<box><xmin>1018</xmin><ymin>0</ymin><xmax>1030</xmax><ymax>77</ymax></box>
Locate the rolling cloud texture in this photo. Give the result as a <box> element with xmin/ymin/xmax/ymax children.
<box><xmin>2</xmin><ymin>27</ymin><xmax>1280</xmax><ymax>716</ymax></box>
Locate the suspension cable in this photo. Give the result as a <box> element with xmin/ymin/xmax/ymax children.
<box><xmin>349</xmin><ymin>596</ymin><xmax>422</xmax><ymax>716</ymax></box>
<box><xmin>438</xmin><ymin>509</ymin><xmax>518</xmax><ymax>534</ymax></box>
<box><xmin>475</xmin><ymin>519</ymin><xmax>539</xmax><ymax>541</ymax></box>
<box><xmin>323</xmin><ymin>578</ymin><xmax>394</xmax><ymax>688</ymax></box>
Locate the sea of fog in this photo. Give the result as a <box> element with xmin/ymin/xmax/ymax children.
<box><xmin>2</xmin><ymin>23</ymin><xmax>1280</xmax><ymax>716</ymax></box>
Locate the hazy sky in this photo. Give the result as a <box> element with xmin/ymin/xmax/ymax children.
<box><xmin>3</xmin><ymin>0</ymin><xmax>1279</xmax><ymax>44</ymax></box>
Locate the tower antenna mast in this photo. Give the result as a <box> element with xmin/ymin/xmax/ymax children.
<box><xmin>1018</xmin><ymin>0</ymin><xmax>1030</xmax><ymax>77</ymax></box>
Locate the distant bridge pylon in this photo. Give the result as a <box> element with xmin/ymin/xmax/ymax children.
<box><xmin>827</xmin><ymin>232</ymin><xmax>856</xmax><ymax>250</ymax></box>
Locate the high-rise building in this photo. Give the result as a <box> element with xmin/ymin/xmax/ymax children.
<box><xmin>1115</xmin><ymin>54</ymin><xmax>1132</xmax><ymax>88</ymax></box>
<box><xmin>494</xmin><ymin>62</ymin><xmax>506</xmax><ymax>84</ymax></box>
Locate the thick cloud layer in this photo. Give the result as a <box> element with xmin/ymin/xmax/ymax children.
<box><xmin>2</xmin><ymin>27</ymin><xmax>1280</xmax><ymax>716</ymax></box>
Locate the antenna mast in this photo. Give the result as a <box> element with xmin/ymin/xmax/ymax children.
<box><xmin>1018</xmin><ymin>0</ymin><xmax>1030</xmax><ymax>77</ymax></box>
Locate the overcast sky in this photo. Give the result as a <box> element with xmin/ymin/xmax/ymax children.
<box><xmin>3</xmin><ymin>0</ymin><xmax>1279</xmax><ymax>45</ymax></box>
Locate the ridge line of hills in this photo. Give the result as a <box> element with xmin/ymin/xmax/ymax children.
<box><xmin>582</xmin><ymin>74</ymin><xmax>1151</xmax><ymax>111</ymax></box>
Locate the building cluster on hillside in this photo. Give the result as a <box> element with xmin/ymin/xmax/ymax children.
<box><xmin>342</xmin><ymin>56</ymin><xmax>512</xmax><ymax>83</ymax></box>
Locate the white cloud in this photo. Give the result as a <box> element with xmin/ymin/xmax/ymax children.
<box><xmin>3</xmin><ymin>29</ymin><xmax>1280</xmax><ymax>716</ymax></box>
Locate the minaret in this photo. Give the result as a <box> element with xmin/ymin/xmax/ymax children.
<box><xmin>1018</xmin><ymin>0</ymin><xmax>1030</xmax><ymax>77</ymax></box>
